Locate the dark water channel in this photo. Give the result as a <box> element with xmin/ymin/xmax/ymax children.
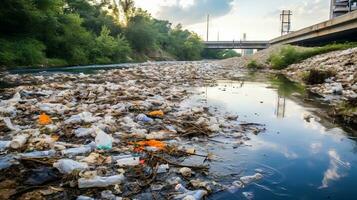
<box><xmin>2</xmin><ymin>64</ymin><xmax>357</xmax><ymax>200</ymax></box>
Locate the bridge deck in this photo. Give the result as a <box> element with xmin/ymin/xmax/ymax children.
<box><xmin>203</xmin><ymin>41</ymin><xmax>269</xmax><ymax>49</ymax></box>
<box><xmin>270</xmin><ymin>10</ymin><xmax>357</xmax><ymax>46</ymax></box>
<box><xmin>204</xmin><ymin>10</ymin><xmax>357</xmax><ymax>50</ymax></box>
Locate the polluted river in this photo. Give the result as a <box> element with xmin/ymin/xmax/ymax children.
<box><xmin>0</xmin><ymin>61</ymin><xmax>357</xmax><ymax>200</ymax></box>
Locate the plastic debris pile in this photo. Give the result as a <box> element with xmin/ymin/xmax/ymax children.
<box><xmin>0</xmin><ymin>61</ymin><xmax>265</xmax><ymax>199</ymax></box>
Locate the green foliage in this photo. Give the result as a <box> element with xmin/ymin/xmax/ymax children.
<box><xmin>91</xmin><ymin>26</ymin><xmax>131</xmax><ymax>63</ymax></box>
<box><xmin>218</xmin><ymin>50</ymin><xmax>241</xmax><ymax>59</ymax></box>
<box><xmin>269</xmin><ymin>43</ymin><xmax>357</xmax><ymax>70</ymax></box>
<box><xmin>125</xmin><ymin>14</ymin><xmax>157</xmax><ymax>52</ymax></box>
<box><xmin>167</xmin><ymin>25</ymin><xmax>204</xmax><ymax>60</ymax></box>
<box><xmin>0</xmin><ymin>38</ymin><xmax>46</xmax><ymax>66</ymax></box>
<box><xmin>269</xmin><ymin>45</ymin><xmax>300</xmax><ymax>70</ymax></box>
<box><xmin>202</xmin><ymin>49</ymin><xmax>240</xmax><ymax>59</ymax></box>
<box><xmin>0</xmin><ymin>0</ymin><xmax>205</xmax><ymax>68</ymax></box>
<box><xmin>247</xmin><ymin>60</ymin><xmax>262</xmax><ymax>69</ymax></box>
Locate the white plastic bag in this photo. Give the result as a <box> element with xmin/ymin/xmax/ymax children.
<box><xmin>95</xmin><ymin>130</ymin><xmax>113</xmax><ymax>150</ymax></box>
<box><xmin>53</xmin><ymin>159</ymin><xmax>88</xmax><ymax>174</ymax></box>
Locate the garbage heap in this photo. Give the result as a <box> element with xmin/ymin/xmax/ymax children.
<box><xmin>0</xmin><ymin>61</ymin><xmax>264</xmax><ymax>199</ymax></box>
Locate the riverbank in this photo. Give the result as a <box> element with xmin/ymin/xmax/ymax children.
<box><xmin>219</xmin><ymin>45</ymin><xmax>357</xmax><ymax>127</ymax></box>
<box><xmin>283</xmin><ymin>47</ymin><xmax>357</xmax><ymax>126</ymax></box>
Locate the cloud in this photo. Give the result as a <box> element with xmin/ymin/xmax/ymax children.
<box><xmin>263</xmin><ymin>0</ymin><xmax>329</xmax><ymax>30</ymax></box>
<box><xmin>319</xmin><ymin>149</ymin><xmax>350</xmax><ymax>189</ymax></box>
<box><xmin>156</xmin><ymin>0</ymin><xmax>234</xmax><ymax>25</ymax></box>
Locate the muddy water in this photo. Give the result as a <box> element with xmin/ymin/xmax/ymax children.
<box><xmin>183</xmin><ymin>73</ymin><xmax>357</xmax><ymax>200</ymax></box>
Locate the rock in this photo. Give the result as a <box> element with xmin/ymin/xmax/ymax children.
<box><xmin>179</xmin><ymin>167</ymin><xmax>192</xmax><ymax>177</ymax></box>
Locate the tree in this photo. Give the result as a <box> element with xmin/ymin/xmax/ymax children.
<box><xmin>91</xmin><ymin>26</ymin><xmax>131</xmax><ymax>63</ymax></box>
<box><xmin>125</xmin><ymin>14</ymin><xmax>157</xmax><ymax>52</ymax></box>
<box><xmin>167</xmin><ymin>25</ymin><xmax>204</xmax><ymax>60</ymax></box>
<box><xmin>64</xmin><ymin>0</ymin><xmax>123</xmax><ymax>36</ymax></box>
<box><xmin>119</xmin><ymin>0</ymin><xmax>135</xmax><ymax>25</ymax></box>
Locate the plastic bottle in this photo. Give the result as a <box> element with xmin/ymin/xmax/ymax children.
<box><xmin>10</xmin><ymin>134</ymin><xmax>29</xmax><ymax>149</ymax></box>
<box><xmin>95</xmin><ymin>130</ymin><xmax>113</xmax><ymax>150</ymax></box>
<box><xmin>78</xmin><ymin>174</ymin><xmax>125</xmax><ymax>188</ymax></box>
<box><xmin>0</xmin><ymin>155</ymin><xmax>18</xmax><ymax>170</ymax></box>
<box><xmin>76</xmin><ymin>196</ymin><xmax>95</xmax><ymax>200</ymax></box>
<box><xmin>19</xmin><ymin>150</ymin><xmax>56</xmax><ymax>158</ymax></box>
<box><xmin>113</xmin><ymin>155</ymin><xmax>140</xmax><ymax>166</ymax></box>
<box><xmin>61</xmin><ymin>142</ymin><xmax>95</xmax><ymax>157</ymax></box>
<box><xmin>136</xmin><ymin>114</ymin><xmax>153</xmax><ymax>123</ymax></box>
<box><xmin>3</xmin><ymin>117</ymin><xmax>21</xmax><ymax>131</ymax></box>
<box><xmin>0</xmin><ymin>141</ymin><xmax>10</xmax><ymax>151</ymax></box>
<box><xmin>53</xmin><ymin>159</ymin><xmax>88</xmax><ymax>174</ymax></box>
<box><xmin>174</xmin><ymin>184</ymin><xmax>207</xmax><ymax>200</ymax></box>
<box><xmin>175</xmin><ymin>184</ymin><xmax>190</xmax><ymax>193</ymax></box>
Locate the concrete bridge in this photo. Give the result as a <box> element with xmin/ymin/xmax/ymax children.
<box><xmin>204</xmin><ymin>10</ymin><xmax>357</xmax><ymax>49</ymax></box>
<box><xmin>203</xmin><ymin>41</ymin><xmax>269</xmax><ymax>49</ymax></box>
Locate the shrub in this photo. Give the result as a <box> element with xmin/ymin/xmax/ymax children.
<box><xmin>302</xmin><ymin>69</ymin><xmax>336</xmax><ymax>85</ymax></box>
<box><xmin>247</xmin><ymin>60</ymin><xmax>262</xmax><ymax>69</ymax></box>
<box><xmin>0</xmin><ymin>38</ymin><xmax>46</xmax><ymax>67</ymax></box>
<box><xmin>269</xmin><ymin>45</ymin><xmax>301</xmax><ymax>70</ymax></box>
<box><xmin>269</xmin><ymin>43</ymin><xmax>357</xmax><ymax>70</ymax></box>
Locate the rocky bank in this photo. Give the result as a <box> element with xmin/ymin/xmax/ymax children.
<box><xmin>283</xmin><ymin>47</ymin><xmax>357</xmax><ymax>125</ymax></box>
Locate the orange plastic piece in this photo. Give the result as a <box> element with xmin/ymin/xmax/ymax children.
<box><xmin>38</xmin><ymin>113</ymin><xmax>52</xmax><ymax>125</ymax></box>
<box><xmin>148</xmin><ymin>110</ymin><xmax>164</xmax><ymax>118</ymax></box>
<box><xmin>136</xmin><ymin>140</ymin><xmax>166</xmax><ymax>150</ymax></box>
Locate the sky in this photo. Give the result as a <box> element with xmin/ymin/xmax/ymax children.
<box><xmin>134</xmin><ymin>0</ymin><xmax>331</xmax><ymax>41</ymax></box>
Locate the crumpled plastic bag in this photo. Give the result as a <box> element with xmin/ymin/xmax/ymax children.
<box><xmin>64</xmin><ymin>112</ymin><xmax>101</xmax><ymax>124</ymax></box>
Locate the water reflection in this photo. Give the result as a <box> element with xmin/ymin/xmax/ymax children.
<box><xmin>319</xmin><ymin>149</ymin><xmax>351</xmax><ymax>189</ymax></box>
<box><xmin>275</xmin><ymin>96</ymin><xmax>286</xmax><ymax>118</ymax></box>
<box><xmin>191</xmin><ymin>72</ymin><xmax>357</xmax><ymax>199</ymax></box>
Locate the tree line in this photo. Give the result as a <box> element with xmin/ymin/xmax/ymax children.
<box><xmin>0</xmin><ymin>0</ymin><xmax>239</xmax><ymax>68</ymax></box>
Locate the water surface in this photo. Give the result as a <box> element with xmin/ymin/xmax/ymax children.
<box><xmin>184</xmin><ymin>73</ymin><xmax>357</xmax><ymax>200</ymax></box>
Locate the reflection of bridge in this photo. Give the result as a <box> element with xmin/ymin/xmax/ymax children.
<box><xmin>204</xmin><ymin>10</ymin><xmax>357</xmax><ymax>49</ymax></box>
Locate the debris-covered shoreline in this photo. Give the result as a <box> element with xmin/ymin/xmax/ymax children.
<box><xmin>282</xmin><ymin>48</ymin><xmax>357</xmax><ymax>126</ymax></box>
<box><xmin>0</xmin><ymin>61</ymin><xmax>265</xmax><ymax>200</ymax></box>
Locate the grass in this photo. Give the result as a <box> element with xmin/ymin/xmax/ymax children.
<box><xmin>269</xmin><ymin>42</ymin><xmax>357</xmax><ymax>70</ymax></box>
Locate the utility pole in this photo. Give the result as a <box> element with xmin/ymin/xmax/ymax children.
<box><xmin>280</xmin><ymin>10</ymin><xmax>292</xmax><ymax>35</ymax></box>
<box><xmin>206</xmin><ymin>14</ymin><xmax>210</xmax><ymax>41</ymax></box>
<box><xmin>217</xmin><ymin>31</ymin><xmax>220</xmax><ymax>41</ymax></box>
